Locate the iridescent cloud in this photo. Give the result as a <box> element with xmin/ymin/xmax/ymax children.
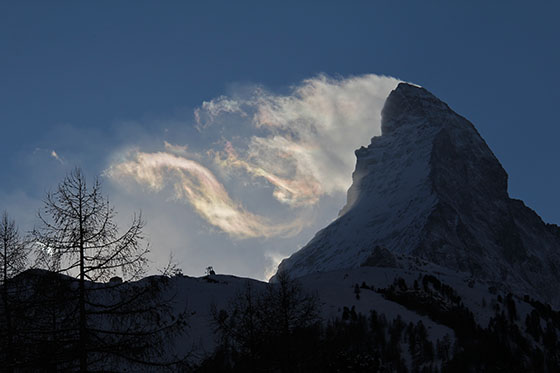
<box><xmin>107</xmin><ymin>74</ymin><xmax>400</xmax><ymax>239</ymax></box>
<box><xmin>200</xmin><ymin>74</ymin><xmax>400</xmax><ymax>207</ymax></box>
<box><xmin>106</xmin><ymin>151</ymin><xmax>305</xmax><ymax>238</ymax></box>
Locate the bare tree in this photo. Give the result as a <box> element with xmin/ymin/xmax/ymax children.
<box><xmin>31</xmin><ymin>168</ymin><xmax>186</xmax><ymax>371</ymax></box>
<box><xmin>261</xmin><ymin>271</ymin><xmax>319</xmax><ymax>337</ymax></box>
<box><xmin>0</xmin><ymin>211</ymin><xmax>28</xmax><ymax>372</ymax></box>
<box><xmin>210</xmin><ymin>272</ymin><xmax>320</xmax><ymax>370</ymax></box>
<box><xmin>0</xmin><ymin>211</ymin><xmax>27</xmax><ymax>283</ymax></box>
<box><xmin>34</xmin><ymin>168</ymin><xmax>148</xmax><ymax>282</ymax></box>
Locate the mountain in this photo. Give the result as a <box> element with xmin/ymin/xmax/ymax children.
<box><xmin>277</xmin><ymin>83</ymin><xmax>560</xmax><ymax>305</ymax></box>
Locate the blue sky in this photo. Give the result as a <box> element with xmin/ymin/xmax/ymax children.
<box><xmin>1</xmin><ymin>1</ymin><xmax>559</xmax><ymax>279</ymax></box>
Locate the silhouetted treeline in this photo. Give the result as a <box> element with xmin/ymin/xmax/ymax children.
<box><xmin>202</xmin><ymin>271</ymin><xmax>321</xmax><ymax>372</ymax></box>
<box><xmin>197</xmin><ymin>274</ymin><xmax>560</xmax><ymax>372</ymax></box>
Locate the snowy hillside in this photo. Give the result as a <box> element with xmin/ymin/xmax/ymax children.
<box><xmin>5</xmin><ymin>258</ymin><xmax>560</xmax><ymax>371</ymax></box>
<box><xmin>169</xmin><ymin>261</ymin><xmax>559</xmax><ymax>371</ymax></box>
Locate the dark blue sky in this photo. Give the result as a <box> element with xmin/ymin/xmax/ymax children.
<box><xmin>1</xmin><ymin>1</ymin><xmax>559</xmax><ymax>278</ymax></box>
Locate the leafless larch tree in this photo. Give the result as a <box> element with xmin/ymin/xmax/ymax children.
<box><xmin>0</xmin><ymin>211</ymin><xmax>28</xmax><ymax>373</ymax></box>
<box><xmin>26</xmin><ymin>168</ymin><xmax>187</xmax><ymax>371</ymax></box>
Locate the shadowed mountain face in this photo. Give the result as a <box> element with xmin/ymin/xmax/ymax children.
<box><xmin>277</xmin><ymin>83</ymin><xmax>560</xmax><ymax>305</ymax></box>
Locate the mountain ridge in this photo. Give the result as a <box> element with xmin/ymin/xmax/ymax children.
<box><xmin>277</xmin><ymin>83</ymin><xmax>560</xmax><ymax>305</ymax></box>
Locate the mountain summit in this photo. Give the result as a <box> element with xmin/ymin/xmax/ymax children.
<box><xmin>277</xmin><ymin>83</ymin><xmax>560</xmax><ymax>304</ymax></box>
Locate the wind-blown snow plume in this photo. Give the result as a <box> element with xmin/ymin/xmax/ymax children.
<box><xmin>107</xmin><ymin>74</ymin><xmax>400</xmax><ymax>238</ymax></box>
<box><xmin>198</xmin><ymin>74</ymin><xmax>400</xmax><ymax>206</ymax></box>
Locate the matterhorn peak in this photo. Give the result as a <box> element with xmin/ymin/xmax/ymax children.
<box><xmin>381</xmin><ymin>83</ymin><xmax>452</xmax><ymax>134</ymax></box>
<box><xmin>277</xmin><ymin>83</ymin><xmax>560</xmax><ymax>305</ymax></box>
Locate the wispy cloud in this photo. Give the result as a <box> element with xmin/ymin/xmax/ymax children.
<box><xmin>106</xmin><ymin>74</ymin><xmax>400</xmax><ymax>239</ymax></box>
<box><xmin>32</xmin><ymin>148</ymin><xmax>66</xmax><ymax>164</ymax></box>
<box><xmin>263</xmin><ymin>250</ymin><xmax>289</xmax><ymax>280</ymax></box>
<box><xmin>106</xmin><ymin>150</ymin><xmax>305</xmax><ymax>238</ymax></box>
<box><xmin>163</xmin><ymin>141</ymin><xmax>189</xmax><ymax>156</ymax></box>
<box><xmin>194</xmin><ymin>96</ymin><xmax>247</xmax><ymax>131</ymax></box>
<box><xmin>199</xmin><ymin>74</ymin><xmax>400</xmax><ymax>206</ymax></box>
<box><xmin>50</xmin><ymin>150</ymin><xmax>64</xmax><ymax>164</ymax></box>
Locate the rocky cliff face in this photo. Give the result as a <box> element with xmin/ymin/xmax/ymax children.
<box><xmin>277</xmin><ymin>83</ymin><xmax>560</xmax><ymax>304</ymax></box>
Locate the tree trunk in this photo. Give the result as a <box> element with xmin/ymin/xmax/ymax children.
<box><xmin>79</xmin><ymin>196</ymin><xmax>87</xmax><ymax>372</ymax></box>
<box><xmin>2</xmin><ymin>237</ymin><xmax>14</xmax><ymax>373</ymax></box>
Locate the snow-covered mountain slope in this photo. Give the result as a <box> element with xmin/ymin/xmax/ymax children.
<box><xmin>165</xmin><ymin>269</ymin><xmax>458</xmax><ymax>362</ymax></box>
<box><xmin>169</xmin><ymin>264</ymin><xmax>545</xmax><ymax>366</ymax></box>
<box><xmin>277</xmin><ymin>83</ymin><xmax>560</xmax><ymax>306</ymax></box>
<box><xmin>170</xmin><ymin>269</ymin><xmax>454</xmax><ymax>355</ymax></box>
